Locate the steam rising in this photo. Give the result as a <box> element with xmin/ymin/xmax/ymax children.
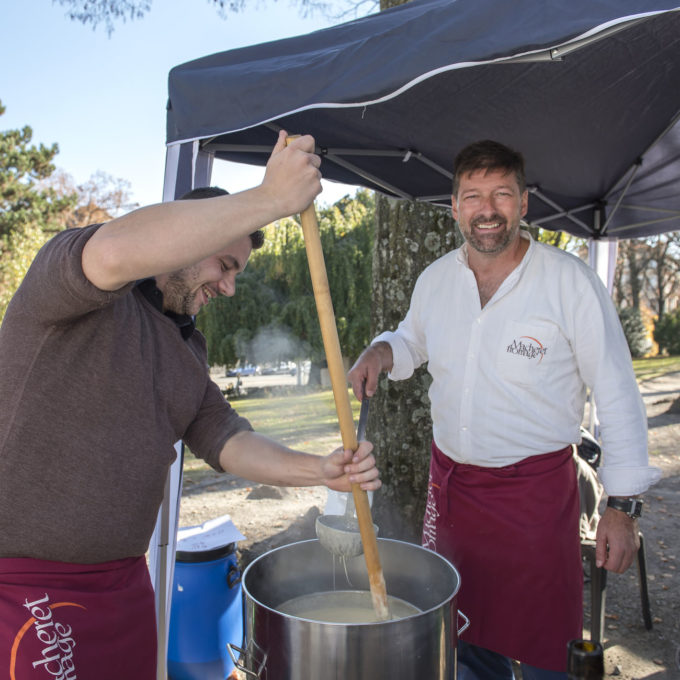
<box><xmin>250</xmin><ymin>325</ymin><xmax>309</xmax><ymax>365</ymax></box>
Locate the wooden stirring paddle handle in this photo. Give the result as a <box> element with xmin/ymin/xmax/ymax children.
<box><xmin>289</xmin><ymin>153</ymin><xmax>389</xmax><ymax>619</ymax></box>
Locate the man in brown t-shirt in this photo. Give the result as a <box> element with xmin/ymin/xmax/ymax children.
<box><xmin>0</xmin><ymin>132</ymin><xmax>380</xmax><ymax>678</ymax></box>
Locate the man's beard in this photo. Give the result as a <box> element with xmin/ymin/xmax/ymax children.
<box><xmin>464</xmin><ymin>214</ymin><xmax>520</xmax><ymax>255</ymax></box>
<box><xmin>163</xmin><ymin>266</ymin><xmax>199</xmax><ymax>315</ymax></box>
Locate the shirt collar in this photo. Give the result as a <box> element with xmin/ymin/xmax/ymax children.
<box><xmin>135</xmin><ymin>278</ymin><xmax>195</xmax><ymax>340</ymax></box>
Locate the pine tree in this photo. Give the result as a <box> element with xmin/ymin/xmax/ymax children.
<box><xmin>0</xmin><ymin>100</ymin><xmax>77</xmax><ymax>319</ymax></box>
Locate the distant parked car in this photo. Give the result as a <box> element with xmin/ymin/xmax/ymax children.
<box><xmin>238</xmin><ymin>365</ymin><xmax>260</xmax><ymax>376</ymax></box>
<box><xmin>227</xmin><ymin>364</ymin><xmax>260</xmax><ymax>377</ymax></box>
<box><xmin>273</xmin><ymin>362</ymin><xmax>296</xmax><ymax>375</ymax></box>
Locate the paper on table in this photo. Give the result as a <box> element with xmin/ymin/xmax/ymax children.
<box><xmin>177</xmin><ymin>514</ymin><xmax>246</xmax><ymax>552</ymax></box>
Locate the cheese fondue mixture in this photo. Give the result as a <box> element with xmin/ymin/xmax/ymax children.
<box><xmin>277</xmin><ymin>590</ymin><xmax>421</xmax><ymax>623</ymax></box>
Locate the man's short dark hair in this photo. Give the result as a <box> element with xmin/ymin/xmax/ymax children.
<box><xmin>179</xmin><ymin>186</ymin><xmax>264</xmax><ymax>250</ymax></box>
<box><xmin>452</xmin><ymin>140</ymin><xmax>526</xmax><ymax>196</ymax></box>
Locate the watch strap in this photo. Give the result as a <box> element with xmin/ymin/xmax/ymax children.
<box><xmin>607</xmin><ymin>496</ymin><xmax>643</xmax><ymax>518</ymax></box>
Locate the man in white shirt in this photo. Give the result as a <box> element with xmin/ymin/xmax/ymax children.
<box><xmin>347</xmin><ymin>139</ymin><xmax>660</xmax><ymax>680</ymax></box>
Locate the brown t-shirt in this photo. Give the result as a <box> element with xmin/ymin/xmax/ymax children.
<box><xmin>0</xmin><ymin>225</ymin><xmax>252</xmax><ymax>563</ymax></box>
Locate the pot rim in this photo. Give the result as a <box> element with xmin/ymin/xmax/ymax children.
<box><xmin>242</xmin><ymin>537</ymin><xmax>461</xmax><ymax>625</ymax></box>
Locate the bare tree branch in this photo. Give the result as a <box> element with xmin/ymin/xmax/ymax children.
<box><xmin>53</xmin><ymin>0</ymin><xmax>373</xmax><ymax>34</ymax></box>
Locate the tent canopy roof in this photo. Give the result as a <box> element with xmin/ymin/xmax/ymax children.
<box><xmin>167</xmin><ymin>0</ymin><xmax>680</xmax><ymax>239</ymax></box>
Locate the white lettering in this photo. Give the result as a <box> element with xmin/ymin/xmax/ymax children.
<box><xmin>32</xmin><ymin>651</ymin><xmax>62</xmax><ymax>672</ymax></box>
<box><xmin>57</xmin><ymin>635</ymin><xmax>76</xmax><ymax>654</ymax></box>
<box><xmin>35</xmin><ymin>619</ymin><xmax>55</xmax><ymax>632</ymax></box>
<box><xmin>23</xmin><ymin>591</ymin><xmax>79</xmax><ymax>678</ymax></box>
<box><xmin>422</xmin><ymin>476</ymin><xmax>440</xmax><ymax>552</ymax></box>
<box><xmin>54</xmin><ymin>622</ymin><xmax>72</xmax><ymax>638</ymax></box>
<box><xmin>36</xmin><ymin>626</ymin><xmax>58</xmax><ymax>646</ymax></box>
<box><xmin>24</xmin><ymin>593</ymin><xmax>50</xmax><ymax>609</ymax></box>
<box><xmin>60</xmin><ymin>651</ymin><xmax>77</xmax><ymax>678</ymax></box>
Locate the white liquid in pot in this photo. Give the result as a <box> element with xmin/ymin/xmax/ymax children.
<box><xmin>277</xmin><ymin>590</ymin><xmax>421</xmax><ymax>623</ymax></box>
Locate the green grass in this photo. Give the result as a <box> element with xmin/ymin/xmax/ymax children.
<box><xmin>229</xmin><ymin>388</ymin><xmax>360</xmax><ymax>449</ymax></box>
<box><xmin>632</xmin><ymin>355</ymin><xmax>680</xmax><ymax>382</ymax></box>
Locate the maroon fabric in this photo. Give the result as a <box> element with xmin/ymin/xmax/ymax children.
<box><xmin>422</xmin><ymin>442</ymin><xmax>582</xmax><ymax>671</ymax></box>
<box><xmin>0</xmin><ymin>555</ymin><xmax>156</xmax><ymax>679</ymax></box>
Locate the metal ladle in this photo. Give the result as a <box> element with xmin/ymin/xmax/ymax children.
<box><xmin>315</xmin><ymin>393</ymin><xmax>378</xmax><ymax>558</ymax></box>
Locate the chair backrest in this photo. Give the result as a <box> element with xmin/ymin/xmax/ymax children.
<box><xmin>577</xmin><ymin>426</ymin><xmax>601</xmax><ymax>470</ymax></box>
<box><xmin>574</xmin><ymin>450</ymin><xmax>603</xmax><ymax>540</ymax></box>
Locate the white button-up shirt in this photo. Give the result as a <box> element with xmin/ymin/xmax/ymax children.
<box><xmin>375</xmin><ymin>232</ymin><xmax>660</xmax><ymax>496</ymax></box>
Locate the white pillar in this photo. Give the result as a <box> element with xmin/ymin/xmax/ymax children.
<box><xmin>153</xmin><ymin>140</ymin><xmax>215</xmax><ymax>679</ymax></box>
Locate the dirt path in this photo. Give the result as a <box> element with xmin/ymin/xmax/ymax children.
<box><xmin>597</xmin><ymin>373</ymin><xmax>680</xmax><ymax>679</ymax></box>
<box><xmin>178</xmin><ymin>373</ymin><xmax>680</xmax><ymax>678</ymax></box>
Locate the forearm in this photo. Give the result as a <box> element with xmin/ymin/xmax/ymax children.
<box><xmin>82</xmin><ymin>187</ymin><xmax>281</xmax><ymax>291</ymax></box>
<box><xmin>82</xmin><ymin>131</ymin><xmax>321</xmax><ymax>291</ymax></box>
<box><xmin>218</xmin><ymin>430</ymin><xmax>324</xmax><ymax>487</ymax></box>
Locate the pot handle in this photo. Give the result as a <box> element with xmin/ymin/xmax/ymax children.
<box><xmin>227</xmin><ymin>641</ymin><xmax>267</xmax><ymax>679</ymax></box>
<box><xmin>457</xmin><ymin>610</ymin><xmax>470</xmax><ymax>636</ymax></box>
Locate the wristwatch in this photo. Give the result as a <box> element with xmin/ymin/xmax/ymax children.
<box><xmin>607</xmin><ymin>496</ymin><xmax>643</xmax><ymax>519</ymax></box>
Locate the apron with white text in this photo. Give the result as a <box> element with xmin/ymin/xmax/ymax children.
<box><xmin>423</xmin><ymin>441</ymin><xmax>582</xmax><ymax>671</ymax></box>
<box><xmin>0</xmin><ymin>555</ymin><xmax>156</xmax><ymax>679</ymax></box>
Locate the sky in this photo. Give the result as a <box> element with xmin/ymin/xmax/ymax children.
<box><xmin>0</xmin><ymin>0</ymin><xmax>360</xmax><ymax>210</ymax></box>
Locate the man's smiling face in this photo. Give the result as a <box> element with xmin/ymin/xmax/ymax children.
<box><xmin>452</xmin><ymin>168</ymin><xmax>528</xmax><ymax>256</ymax></box>
<box><xmin>160</xmin><ymin>236</ymin><xmax>252</xmax><ymax>316</ymax></box>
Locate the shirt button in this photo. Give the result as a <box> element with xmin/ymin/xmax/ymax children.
<box><xmin>461</xmin><ymin>426</ymin><xmax>468</xmax><ymax>431</ymax></box>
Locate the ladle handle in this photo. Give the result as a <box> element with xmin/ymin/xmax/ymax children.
<box><xmin>345</xmin><ymin>391</ymin><xmax>370</xmax><ymax>519</ymax></box>
<box><xmin>357</xmin><ymin>390</ymin><xmax>370</xmax><ymax>442</ymax></box>
<box><xmin>290</xmin><ymin>137</ymin><xmax>389</xmax><ymax>621</ymax></box>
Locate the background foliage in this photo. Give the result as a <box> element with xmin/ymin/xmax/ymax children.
<box><xmin>618</xmin><ymin>306</ymin><xmax>651</xmax><ymax>359</ymax></box>
<box><xmin>654</xmin><ymin>308</ymin><xmax>680</xmax><ymax>356</ymax></box>
<box><xmin>0</xmin><ymin>100</ymin><xmax>137</xmax><ymax>320</ymax></box>
<box><xmin>196</xmin><ymin>191</ymin><xmax>374</xmax><ymax>372</ymax></box>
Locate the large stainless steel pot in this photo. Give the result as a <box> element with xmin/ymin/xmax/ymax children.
<box><xmin>229</xmin><ymin>538</ymin><xmax>467</xmax><ymax>679</ymax></box>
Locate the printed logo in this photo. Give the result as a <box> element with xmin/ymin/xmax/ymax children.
<box><xmin>10</xmin><ymin>592</ymin><xmax>84</xmax><ymax>680</ymax></box>
<box><xmin>422</xmin><ymin>476</ymin><xmax>440</xmax><ymax>552</ymax></box>
<box><xmin>506</xmin><ymin>335</ymin><xmax>548</xmax><ymax>363</ymax></box>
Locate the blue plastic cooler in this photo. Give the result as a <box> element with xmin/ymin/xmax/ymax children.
<box><xmin>167</xmin><ymin>539</ymin><xmax>243</xmax><ymax>680</ymax></box>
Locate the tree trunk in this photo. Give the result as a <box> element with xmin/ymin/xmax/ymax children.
<box><xmin>368</xmin><ymin>195</ymin><xmax>462</xmax><ymax>542</ymax></box>
<box><xmin>625</xmin><ymin>241</ymin><xmax>644</xmax><ymax>310</ymax></box>
<box><xmin>361</xmin><ymin>0</ymin><xmax>464</xmax><ymax>543</ymax></box>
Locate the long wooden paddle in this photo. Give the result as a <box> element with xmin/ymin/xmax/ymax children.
<box><xmin>288</xmin><ymin>137</ymin><xmax>390</xmax><ymax>620</ymax></box>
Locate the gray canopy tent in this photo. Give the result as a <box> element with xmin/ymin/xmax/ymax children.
<box><xmin>153</xmin><ymin>0</ymin><xmax>680</xmax><ymax>674</ymax></box>
<box><xmin>164</xmin><ymin>0</ymin><xmax>680</xmax><ymax>240</ymax></box>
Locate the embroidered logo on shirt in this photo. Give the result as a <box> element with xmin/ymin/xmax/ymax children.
<box><xmin>506</xmin><ymin>336</ymin><xmax>548</xmax><ymax>363</ymax></box>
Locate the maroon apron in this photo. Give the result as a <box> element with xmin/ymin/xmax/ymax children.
<box><xmin>0</xmin><ymin>555</ymin><xmax>157</xmax><ymax>679</ymax></box>
<box><xmin>423</xmin><ymin>441</ymin><xmax>582</xmax><ymax>671</ymax></box>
